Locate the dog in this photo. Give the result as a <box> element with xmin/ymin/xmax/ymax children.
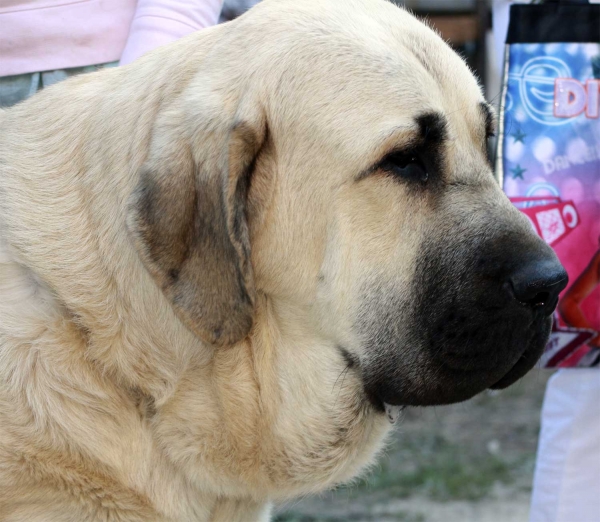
<box><xmin>0</xmin><ymin>0</ymin><xmax>567</xmax><ymax>520</ymax></box>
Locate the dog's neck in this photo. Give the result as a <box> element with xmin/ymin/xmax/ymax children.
<box><xmin>1</xmin><ymin>220</ymin><xmax>389</xmax><ymax>510</ymax></box>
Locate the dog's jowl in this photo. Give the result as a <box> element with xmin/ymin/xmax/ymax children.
<box><xmin>0</xmin><ymin>0</ymin><xmax>566</xmax><ymax>520</ymax></box>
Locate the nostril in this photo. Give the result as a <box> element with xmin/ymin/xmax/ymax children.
<box><xmin>523</xmin><ymin>291</ymin><xmax>550</xmax><ymax>308</ymax></box>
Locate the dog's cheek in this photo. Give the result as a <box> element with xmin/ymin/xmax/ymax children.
<box><xmin>353</xmin><ymin>279</ymin><xmax>428</xmax><ymax>403</ymax></box>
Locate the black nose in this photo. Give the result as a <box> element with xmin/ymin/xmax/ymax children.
<box><xmin>508</xmin><ymin>257</ymin><xmax>568</xmax><ymax>315</ymax></box>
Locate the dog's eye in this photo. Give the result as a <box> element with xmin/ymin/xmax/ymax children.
<box><xmin>380</xmin><ymin>152</ymin><xmax>428</xmax><ymax>183</ymax></box>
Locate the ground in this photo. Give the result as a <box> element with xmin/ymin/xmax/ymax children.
<box><xmin>274</xmin><ymin>370</ymin><xmax>553</xmax><ymax>522</ymax></box>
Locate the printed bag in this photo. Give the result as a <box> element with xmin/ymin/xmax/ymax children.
<box><xmin>496</xmin><ymin>0</ymin><xmax>600</xmax><ymax>367</ymax></box>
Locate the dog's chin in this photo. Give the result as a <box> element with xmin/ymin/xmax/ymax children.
<box><xmin>364</xmin><ymin>315</ymin><xmax>552</xmax><ymax>411</ymax></box>
<box><xmin>489</xmin><ymin>316</ymin><xmax>551</xmax><ymax>390</ymax></box>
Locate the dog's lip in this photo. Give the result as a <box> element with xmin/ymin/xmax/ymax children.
<box><xmin>489</xmin><ymin>346</ymin><xmax>542</xmax><ymax>390</ymax></box>
<box><xmin>490</xmin><ymin>319</ymin><xmax>550</xmax><ymax>389</ymax></box>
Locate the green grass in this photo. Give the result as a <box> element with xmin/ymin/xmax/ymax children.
<box><xmin>273</xmin><ymin>512</ymin><xmax>425</xmax><ymax>522</ymax></box>
<box><xmin>276</xmin><ymin>432</ymin><xmax>517</xmax><ymax>520</ymax></box>
<box><xmin>352</xmin><ymin>433</ymin><xmax>513</xmax><ymax>502</ymax></box>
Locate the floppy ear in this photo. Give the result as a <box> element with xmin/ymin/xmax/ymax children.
<box><xmin>126</xmin><ymin>98</ymin><xmax>265</xmax><ymax>347</ymax></box>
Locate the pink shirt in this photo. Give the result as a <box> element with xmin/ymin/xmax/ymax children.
<box><xmin>0</xmin><ymin>0</ymin><xmax>223</xmax><ymax>77</ymax></box>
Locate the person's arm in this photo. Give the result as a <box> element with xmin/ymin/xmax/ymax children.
<box><xmin>119</xmin><ymin>0</ymin><xmax>224</xmax><ymax>66</ymax></box>
<box><xmin>559</xmin><ymin>248</ymin><xmax>600</xmax><ymax>347</ymax></box>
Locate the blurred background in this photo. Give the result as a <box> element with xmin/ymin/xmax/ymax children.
<box><xmin>219</xmin><ymin>1</ymin><xmax>555</xmax><ymax>521</ymax></box>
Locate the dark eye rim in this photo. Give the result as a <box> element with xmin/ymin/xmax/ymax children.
<box><xmin>378</xmin><ymin>149</ymin><xmax>429</xmax><ymax>183</ymax></box>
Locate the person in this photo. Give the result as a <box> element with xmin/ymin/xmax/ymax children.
<box><xmin>529</xmin><ymin>368</ymin><xmax>600</xmax><ymax>522</ymax></box>
<box><xmin>0</xmin><ymin>0</ymin><xmax>223</xmax><ymax>108</ymax></box>
<box><xmin>491</xmin><ymin>1</ymin><xmax>600</xmax><ymax>520</ymax></box>
<box><xmin>559</xmin><ymin>238</ymin><xmax>600</xmax><ymax>352</ymax></box>
<box><xmin>529</xmin><ymin>238</ymin><xmax>600</xmax><ymax>522</ymax></box>
<box><xmin>219</xmin><ymin>0</ymin><xmax>260</xmax><ymax>22</ymax></box>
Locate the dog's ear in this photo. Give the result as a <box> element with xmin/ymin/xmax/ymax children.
<box><xmin>126</xmin><ymin>98</ymin><xmax>265</xmax><ymax>347</ymax></box>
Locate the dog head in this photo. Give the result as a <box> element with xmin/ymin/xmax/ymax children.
<box><xmin>127</xmin><ymin>0</ymin><xmax>566</xmax><ymax>414</ymax></box>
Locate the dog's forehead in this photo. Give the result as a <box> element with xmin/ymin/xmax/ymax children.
<box><xmin>254</xmin><ymin>0</ymin><xmax>486</xmax><ymax>161</ymax></box>
<box><xmin>256</xmin><ymin>0</ymin><xmax>483</xmax><ymax>99</ymax></box>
